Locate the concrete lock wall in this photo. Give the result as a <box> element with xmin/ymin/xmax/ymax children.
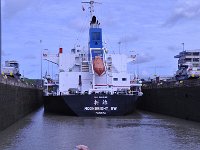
<box><xmin>0</xmin><ymin>83</ymin><xmax>43</xmax><ymax>131</ymax></box>
<box><xmin>137</xmin><ymin>86</ymin><xmax>200</xmax><ymax>122</ymax></box>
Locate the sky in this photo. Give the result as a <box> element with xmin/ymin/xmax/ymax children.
<box><xmin>1</xmin><ymin>0</ymin><xmax>200</xmax><ymax>79</ymax></box>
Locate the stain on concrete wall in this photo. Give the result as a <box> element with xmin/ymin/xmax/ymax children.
<box><xmin>0</xmin><ymin>83</ymin><xmax>43</xmax><ymax>131</ymax></box>
<box><xmin>137</xmin><ymin>86</ymin><xmax>200</xmax><ymax>122</ymax></box>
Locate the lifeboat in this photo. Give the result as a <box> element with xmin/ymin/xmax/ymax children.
<box><xmin>93</xmin><ymin>56</ymin><xmax>105</xmax><ymax>76</ymax></box>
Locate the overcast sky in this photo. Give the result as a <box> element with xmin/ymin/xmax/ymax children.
<box><xmin>2</xmin><ymin>0</ymin><xmax>200</xmax><ymax>79</ymax></box>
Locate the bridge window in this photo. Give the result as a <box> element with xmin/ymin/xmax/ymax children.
<box><xmin>10</xmin><ymin>63</ymin><xmax>19</xmax><ymax>68</ymax></box>
<box><xmin>193</xmin><ymin>58</ymin><xmax>199</xmax><ymax>62</ymax></box>
<box><xmin>113</xmin><ymin>78</ymin><xmax>118</xmax><ymax>81</ymax></box>
<box><xmin>193</xmin><ymin>52</ymin><xmax>200</xmax><ymax>56</ymax></box>
<box><xmin>122</xmin><ymin>78</ymin><xmax>127</xmax><ymax>81</ymax></box>
<box><xmin>185</xmin><ymin>52</ymin><xmax>192</xmax><ymax>55</ymax></box>
<box><xmin>185</xmin><ymin>58</ymin><xmax>192</xmax><ymax>62</ymax></box>
<box><xmin>193</xmin><ymin>64</ymin><xmax>199</xmax><ymax>67</ymax></box>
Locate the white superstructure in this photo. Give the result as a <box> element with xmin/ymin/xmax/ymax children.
<box><xmin>2</xmin><ymin>61</ymin><xmax>21</xmax><ymax>78</ymax></box>
<box><xmin>175</xmin><ymin>50</ymin><xmax>200</xmax><ymax>79</ymax></box>
<box><xmin>43</xmin><ymin>46</ymin><xmax>142</xmax><ymax>95</ymax></box>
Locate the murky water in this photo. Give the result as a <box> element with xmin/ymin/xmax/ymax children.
<box><xmin>0</xmin><ymin>108</ymin><xmax>200</xmax><ymax>150</ymax></box>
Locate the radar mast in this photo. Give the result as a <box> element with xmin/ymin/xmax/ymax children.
<box><xmin>82</xmin><ymin>1</ymin><xmax>101</xmax><ymax>17</ymax></box>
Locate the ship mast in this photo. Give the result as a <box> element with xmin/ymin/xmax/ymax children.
<box><xmin>82</xmin><ymin>0</ymin><xmax>101</xmax><ymax>18</ymax></box>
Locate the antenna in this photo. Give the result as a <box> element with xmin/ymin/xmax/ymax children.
<box><xmin>181</xmin><ymin>42</ymin><xmax>185</xmax><ymax>51</ymax></box>
<box><xmin>82</xmin><ymin>1</ymin><xmax>101</xmax><ymax>17</ymax></box>
<box><xmin>118</xmin><ymin>41</ymin><xmax>121</xmax><ymax>54</ymax></box>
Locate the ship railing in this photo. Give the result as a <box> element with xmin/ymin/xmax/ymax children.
<box><xmin>112</xmin><ymin>90</ymin><xmax>142</xmax><ymax>96</ymax></box>
<box><xmin>89</xmin><ymin>88</ymin><xmax>113</xmax><ymax>94</ymax></box>
<box><xmin>130</xmin><ymin>83</ymin><xmax>142</xmax><ymax>87</ymax></box>
<box><xmin>88</xmin><ymin>88</ymin><xmax>141</xmax><ymax>95</ymax></box>
<box><xmin>142</xmin><ymin>78</ymin><xmax>200</xmax><ymax>89</ymax></box>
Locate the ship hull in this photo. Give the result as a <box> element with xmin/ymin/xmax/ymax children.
<box><xmin>43</xmin><ymin>94</ymin><xmax>138</xmax><ymax>116</ymax></box>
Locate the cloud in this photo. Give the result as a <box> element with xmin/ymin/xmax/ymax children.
<box><xmin>2</xmin><ymin>50</ymin><xmax>11</xmax><ymax>56</ymax></box>
<box><xmin>24</xmin><ymin>40</ymin><xmax>37</xmax><ymax>46</ymax></box>
<box><xmin>68</xmin><ymin>17</ymin><xmax>88</xmax><ymax>33</ymax></box>
<box><xmin>2</xmin><ymin>0</ymin><xmax>35</xmax><ymax>19</ymax></box>
<box><xmin>134</xmin><ymin>53</ymin><xmax>155</xmax><ymax>64</ymax></box>
<box><xmin>31</xmin><ymin>64</ymin><xmax>40</xmax><ymax>67</ymax></box>
<box><xmin>140</xmin><ymin>70</ymin><xmax>149</xmax><ymax>77</ymax></box>
<box><xmin>23</xmin><ymin>54</ymin><xmax>37</xmax><ymax>60</ymax></box>
<box><xmin>25</xmin><ymin>70</ymin><xmax>36</xmax><ymax>76</ymax></box>
<box><xmin>164</xmin><ymin>0</ymin><xmax>200</xmax><ymax>26</ymax></box>
<box><xmin>148</xmin><ymin>65</ymin><xmax>168</xmax><ymax>69</ymax></box>
<box><xmin>167</xmin><ymin>45</ymin><xmax>180</xmax><ymax>52</ymax></box>
<box><xmin>118</xmin><ymin>35</ymin><xmax>139</xmax><ymax>43</ymax></box>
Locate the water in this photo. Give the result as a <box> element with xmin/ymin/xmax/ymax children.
<box><xmin>0</xmin><ymin>108</ymin><xmax>200</xmax><ymax>150</ymax></box>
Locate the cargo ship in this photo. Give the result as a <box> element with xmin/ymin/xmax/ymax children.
<box><xmin>43</xmin><ymin>1</ymin><xmax>143</xmax><ymax>116</ymax></box>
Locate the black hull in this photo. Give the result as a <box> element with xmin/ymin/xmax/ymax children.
<box><xmin>43</xmin><ymin>94</ymin><xmax>138</xmax><ymax>116</ymax></box>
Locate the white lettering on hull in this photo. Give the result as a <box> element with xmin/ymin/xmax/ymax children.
<box><xmin>96</xmin><ymin>112</ymin><xmax>106</xmax><ymax>115</ymax></box>
<box><xmin>84</xmin><ymin>107</ymin><xmax>95</xmax><ymax>110</ymax></box>
<box><xmin>84</xmin><ymin>107</ymin><xmax>117</xmax><ymax>111</ymax></box>
<box><xmin>84</xmin><ymin>95</ymin><xmax>118</xmax><ymax>114</ymax></box>
<box><xmin>111</xmin><ymin>107</ymin><xmax>117</xmax><ymax>111</ymax></box>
